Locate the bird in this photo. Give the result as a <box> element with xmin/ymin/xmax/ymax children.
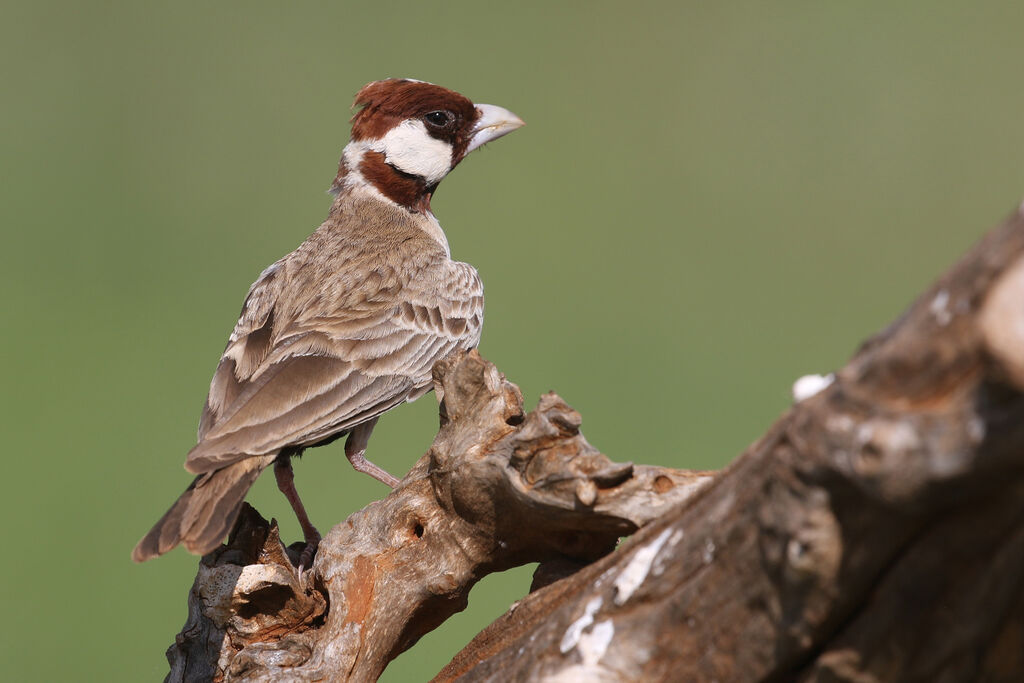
<box><xmin>132</xmin><ymin>79</ymin><xmax>524</xmax><ymax>566</ymax></box>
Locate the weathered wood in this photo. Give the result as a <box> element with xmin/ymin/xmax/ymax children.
<box><xmin>165</xmin><ymin>205</ymin><xmax>1024</xmax><ymax>682</ymax></box>
<box><xmin>436</xmin><ymin>206</ymin><xmax>1024</xmax><ymax>682</ymax></box>
<box><xmin>165</xmin><ymin>351</ymin><xmax>712</xmax><ymax>681</ymax></box>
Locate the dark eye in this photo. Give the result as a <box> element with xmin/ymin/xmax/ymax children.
<box><xmin>424</xmin><ymin>111</ymin><xmax>451</xmax><ymax>127</ymax></box>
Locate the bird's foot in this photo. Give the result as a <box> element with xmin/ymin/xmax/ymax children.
<box><xmin>344</xmin><ymin>419</ymin><xmax>402</xmax><ymax>488</ymax></box>
<box><xmin>297</xmin><ymin>534</ymin><xmax>321</xmax><ymax>582</ymax></box>
<box><xmin>347</xmin><ymin>448</ymin><xmax>401</xmax><ymax>488</ymax></box>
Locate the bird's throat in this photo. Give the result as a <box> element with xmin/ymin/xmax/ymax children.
<box><xmin>333</xmin><ymin>150</ymin><xmax>434</xmax><ymax>214</ymax></box>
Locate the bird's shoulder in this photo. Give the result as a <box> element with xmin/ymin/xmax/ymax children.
<box><xmin>222</xmin><ymin>202</ymin><xmax>482</xmax><ymax>374</ymax></box>
<box><xmin>283</xmin><ymin>204</ymin><xmax>482</xmax><ymax>324</ymax></box>
<box><xmin>228</xmin><ymin>206</ymin><xmax>434</xmax><ymax>328</ymax></box>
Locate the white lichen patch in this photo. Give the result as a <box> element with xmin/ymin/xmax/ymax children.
<box><xmin>653</xmin><ymin>529</ymin><xmax>686</xmax><ymax>576</ymax></box>
<box><xmin>792</xmin><ymin>373</ymin><xmax>835</xmax><ymax>402</ymax></box>
<box><xmin>577</xmin><ymin>620</ymin><xmax>615</xmax><ymax>665</ymax></box>
<box><xmin>702</xmin><ymin>537</ymin><xmax>716</xmax><ymax>565</ymax></box>
<box><xmin>930</xmin><ymin>289</ymin><xmax>953</xmax><ymax>326</ymax></box>
<box><xmin>613</xmin><ymin>528</ymin><xmax>673</xmax><ymax>605</ymax></box>
<box><xmin>979</xmin><ymin>254</ymin><xmax>1024</xmax><ymax>389</ymax></box>
<box><xmin>547</xmin><ymin>622</ymin><xmax>619</xmax><ymax>683</ymax></box>
<box><xmin>560</xmin><ymin>597</ymin><xmax>603</xmax><ymax>653</ymax></box>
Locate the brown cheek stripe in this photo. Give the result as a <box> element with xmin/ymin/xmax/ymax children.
<box><xmin>359</xmin><ymin>152</ymin><xmax>433</xmax><ymax>213</ymax></box>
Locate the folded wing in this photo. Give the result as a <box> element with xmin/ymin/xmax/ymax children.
<box><xmin>185</xmin><ymin>258</ymin><xmax>483</xmax><ymax>474</ymax></box>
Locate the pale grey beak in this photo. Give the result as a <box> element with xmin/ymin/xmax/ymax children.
<box><xmin>466</xmin><ymin>103</ymin><xmax>525</xmax><ymax>153</ymax></box>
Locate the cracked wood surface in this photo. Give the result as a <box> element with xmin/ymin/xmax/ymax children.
<box><xmin>165</xmin><ymin>205</ymin><xmax>1024</xmax><ymax>682</ymax></box>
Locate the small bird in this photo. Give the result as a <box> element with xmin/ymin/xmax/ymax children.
<box><xmin>132</xmin><ymin>79</ymin><xmax>523</xmax><ymax>565</ymax></box>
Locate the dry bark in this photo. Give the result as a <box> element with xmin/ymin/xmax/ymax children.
<box><xmin>165</xmin><ymin>351</ymin><xmax>713</xmax><ymax>682</ymax></box>
<box><xmin>165</xmin><ymin>206</ymin><xmax>1024</xmax><ymax>682</ymax></box>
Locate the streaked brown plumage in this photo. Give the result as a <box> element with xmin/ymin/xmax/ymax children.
<box><xmin>133</xmin><ymin>79</ymin><xmax>523</xmax><ymax>564</ymax></box>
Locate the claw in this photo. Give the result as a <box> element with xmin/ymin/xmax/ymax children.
<box><xmin>297</xmin><ymin>537</ymin><xmax>320</xmax><ymax>583</ymax></box>
<box><xmin>300</xmin><ymin>540</ymin><xmax>319</xmax><ymax>570</ymax></box>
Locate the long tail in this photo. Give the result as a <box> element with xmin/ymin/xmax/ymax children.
<box><xmin>132</xmin><ymin>455</ymin><xmax>275</xmax><ymax>562</ymax></box>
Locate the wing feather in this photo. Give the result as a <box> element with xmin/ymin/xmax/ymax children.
<box><xmin>186</xmin><ymin>256</ymin><xmax>482</xmax><ymax>474</ymax></box>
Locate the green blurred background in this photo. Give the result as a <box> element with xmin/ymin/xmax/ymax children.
<box><xmin>4</xmin><ymin>1</ymin><xmax>1024</xmax><ymax>680</ymax></box>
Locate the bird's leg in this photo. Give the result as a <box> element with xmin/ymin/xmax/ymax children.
<box><xmin>273</xmin><ymin>453</ymin><xmax>321</xmax><ymax>572</ymax></box>
<box><xmin>345</xmin><ymin>417</ymin><xmax>400</xmax><ymax>488</ymax></box>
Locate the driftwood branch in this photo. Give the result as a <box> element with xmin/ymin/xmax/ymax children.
<box><xmin>165</xmin><ymin>206</ymin><xmax>1024</xmax><ymax>682</ymax></box>
<box><xmin>166</xmin><ymin>352</ymin><xmax>712</xmax><ymax>681</ymax></box>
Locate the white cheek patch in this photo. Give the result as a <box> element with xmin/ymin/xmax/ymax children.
<box><xmin>374</xmin><ymin>119</ymin><xmax>453</xmax><ymax>185</ymax></box>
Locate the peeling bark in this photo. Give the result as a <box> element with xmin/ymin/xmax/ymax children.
<box><xmin>165</xmin><ymin>206</ymin><xmax>1024</xmax><ymax>682</ymax></box>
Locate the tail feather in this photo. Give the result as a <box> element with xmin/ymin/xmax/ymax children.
<box><xmin>132</xmin><ymin>455</ymin><xmax>275</xmax><ymax>562</ymax></box>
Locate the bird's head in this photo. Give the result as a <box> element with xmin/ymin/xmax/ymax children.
<box><xmin>332</xmin><ymin>79</ymin><xmax>524</xmax><ymax>213</ymax></box>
